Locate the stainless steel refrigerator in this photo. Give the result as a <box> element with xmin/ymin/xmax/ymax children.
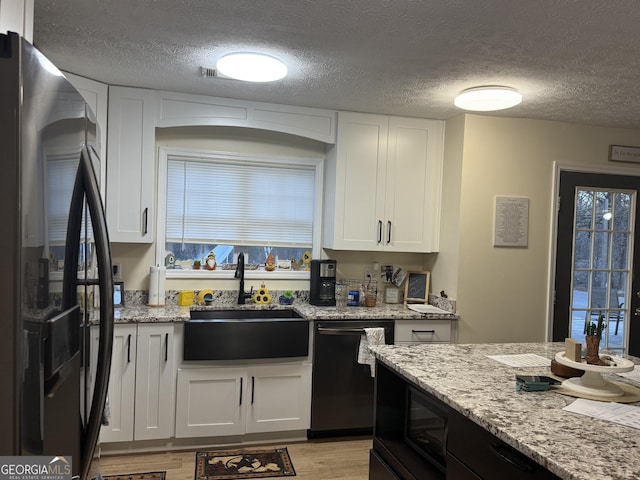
<box><xmin>0</xmin><ymin>32</ymin><xmax>114</xmax><ymax>480</ymax></box>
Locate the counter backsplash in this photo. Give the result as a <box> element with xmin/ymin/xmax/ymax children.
<box><xmin>123</xmin><ymin>289</ymin><xmax>456</xmax><ymax>313</ymax></box>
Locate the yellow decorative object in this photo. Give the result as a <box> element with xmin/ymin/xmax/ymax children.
<box><xmin>178</xmin><ymin>290</ymin><xmax>195</xmax><ymax>306</ymax></box>
<box><xmin>302</xmin><ymin>251</ymin><xmax>312</xmax><ymax>271</ymax></box>
<box><xmin>253</xmin><ymin>283</ymin><xmax>272</xmax><ymax>304</ymax></box>
<box><xmin>197</xmin><ymin>289</ymin><xmax>214</xmax><ymax>305</ymax></box>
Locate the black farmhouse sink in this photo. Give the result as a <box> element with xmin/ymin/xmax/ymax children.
<box><xmin>189</xmin><ymin>309</ymin><xmax>302</xmax><ymax>320</ymax></box>
<box><xmin>184</xmin><ymin>309</ymin><xmax>309</xmax><ymax>361</ymax></box>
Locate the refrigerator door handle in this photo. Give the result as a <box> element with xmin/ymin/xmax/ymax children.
<box><xmin>81</xmin><ymin>145</ymin><xmax>114</xmax><ymax>480</ymax></box>
<box><xmin>65</xmin><ymin>145</ymin><xmax>114</xmax><ymax>480</ymax></box>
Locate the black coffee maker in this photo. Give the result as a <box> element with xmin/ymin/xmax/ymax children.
<box><xmin>310</xmin><ymin>259</ymin><xmax>337</xmax><ymax>306</ymax></box>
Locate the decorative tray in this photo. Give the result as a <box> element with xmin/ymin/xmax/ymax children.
<box><xmin>555</xmin><ymin>351</ymin><xmax>635</xmax><ymax>398</ymax></box>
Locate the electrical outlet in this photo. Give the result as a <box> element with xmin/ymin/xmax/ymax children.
<box><xmin>364</xmin><ymin>267</ymin><xmax>376</xmax><ymax>281</ymax></box>
<box><xmin>113</xmin><ymin>263</ymin><xmax>122</xmax><ymax>279</ymax></box>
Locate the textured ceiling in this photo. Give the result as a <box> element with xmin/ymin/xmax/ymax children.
<box><xmin>33</xmin><ymin>0</ymin><xmax>640</xmax><ymax>129</ymax></box>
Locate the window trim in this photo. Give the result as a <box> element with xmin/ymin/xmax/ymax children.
<box><xmin>156</xmin><ymin>146</ymin><xmax>324</xmax><ymax>279</ymax></box>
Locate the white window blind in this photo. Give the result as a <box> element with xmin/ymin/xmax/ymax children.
<box><xmin>166</xmin><ymin>156</ymin><xmax>315</xmax><ymax>247</ymax></box>
<box><xmin>47</xmin><ymin>153</ymin><xmax>94</xmax><ymax>244</ymax></box>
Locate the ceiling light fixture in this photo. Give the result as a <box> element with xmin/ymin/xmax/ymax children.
<box><xmin>215</xmin><ymin>52</ymin><xmax>287</xmax><ymax>82</ymax></box>
<box><xmin>454</xmin><ymin>86</ymin><xmax>522</xmax><ymax>111</ymax></box>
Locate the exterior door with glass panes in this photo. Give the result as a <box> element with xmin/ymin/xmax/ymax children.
<box><xmin>553</xmin><ymin>171</ymin><xmax>640</xmax><ymax>356</ymax></box>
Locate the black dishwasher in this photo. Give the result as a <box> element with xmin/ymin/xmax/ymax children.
<box><xmin>308</xmin><ymin>319</ymin><xmax>394</xmax><ymax>438</ymax></box>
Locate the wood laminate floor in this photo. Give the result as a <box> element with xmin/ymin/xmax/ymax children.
<box><xmin>94</xmin><ymin>437</ymin><xmax>372</xmax><ymax>480</ymax></box>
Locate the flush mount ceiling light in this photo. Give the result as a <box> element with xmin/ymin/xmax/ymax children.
<box><xmin>215</xmin><ymin>52</ymin><xmax>287</xmax><ymax>82</ymax></box>
<box><xmin>454</xmin><ymin>86</ymin><xmax>522</xmax><ymax>111</ymax></box>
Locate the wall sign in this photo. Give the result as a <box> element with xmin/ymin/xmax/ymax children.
<box><xmin>609</xmin><ymin>145</ymin><xmax>640</xmax><ymax>164</ymax></box>
<box><xmin>493</xmin><ymin>196</ymin><xmax>529</xmax><ymax>247</ymax></box>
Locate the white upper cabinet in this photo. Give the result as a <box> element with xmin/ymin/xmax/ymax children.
<box><xmin>106</xmin><ymin>86</ymin><xmax>156</xmax><ymax>243</ymax></box>
<box><xmin>323</xmin><ymin>112</ymin><xmax>444</xmax><ymax>252</ymax></box>
<box><xmin>156</xmin><ymin>91</ymin><xmax>336</xmax><ymax>144</ymax></box>
<box><xmin>64</xmin><ymin>73</ymin><xmax>108</xmax><ymax>193</ymax></box>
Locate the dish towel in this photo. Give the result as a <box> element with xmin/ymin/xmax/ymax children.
<box><xmin>357</xmin><ymin>327</ymin><xmax>386</xmax><ymax>377</ymax></box>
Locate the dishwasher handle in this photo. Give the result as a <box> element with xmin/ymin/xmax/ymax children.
<box><xmin>317</xmin><ymin>327</ymin><xmax>366</xmax><ymax>336</ymax></box>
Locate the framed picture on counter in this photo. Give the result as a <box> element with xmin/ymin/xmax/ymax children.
<box><xmin>385</xmin><ymin>285</ymin><xmax>400</xmax><ymax>304</ymax></box>
<box><xmin>403</xmin><ymin>271</ymin><xmax>430</xmax><ymax>305</ymax></box>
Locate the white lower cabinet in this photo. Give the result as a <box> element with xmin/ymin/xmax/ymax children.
<box><xmin>95</xmin><ymin>323</ymin><xmax>175</xmax><ymax>442</ymax></box>
<box><xmin>394</xmin><ymin>319</ymin><xmax>457</xmax><ymax>344</ymax></box>
<box><xmin>175</xmin><ymin>363</ymin><xmax>312</xmax><ymax>438</ymax></box>
<box><xmin>246</xmin><ymin>364</ymin><xmax>312</xmax><ymax>434</ymax></box>
<box><xmin>95</xmin><ymin>324</ymin><xmax>136</xmax><ymax>443</ymax></box>
<box><xmin>133</xmin><ymin>323</ymin><xmax>176</xmax><ymax>440</ymax></box>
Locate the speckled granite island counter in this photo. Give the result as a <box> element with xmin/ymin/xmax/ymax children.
<box><xmin>369</xmin><ymin>342</ymin><xmax>640</xmax><ymax>480</ymax></box>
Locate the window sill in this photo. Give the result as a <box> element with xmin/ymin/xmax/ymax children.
<box><xmin>166</xmin><ymin>269</ymin><xmax>310</xmax><ymax>280</ymax></box>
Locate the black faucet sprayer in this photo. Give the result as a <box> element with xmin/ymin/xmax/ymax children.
<box><xmin>234</xmin><ymin>252</ymin><xmax>253</xmax><ymax>304</ymax></box>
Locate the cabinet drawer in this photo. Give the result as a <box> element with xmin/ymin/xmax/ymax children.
<box><xmin>369</xmin><ymin>449</ymin><xmax>402</xmax><ymax>480</ymax></box>
<box><xmin>394</xmin><ymin>320</ymin><xmax>451</xmax><ymax>343</ymax></box>
<box><xmin>446</xmin><ymin>454</ymin><xmax>481</xmax><ymax>480</ymax></box>
<box><xmin>448</xmin><ymin>410</ymin><xmax>561</xmax><ymax>480</ymax></box>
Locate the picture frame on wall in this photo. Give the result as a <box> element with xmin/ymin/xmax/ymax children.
<box><xmin>403</xmin><ymin>271</ymin><xmax>430</xmax><ymax>305</ymax></box>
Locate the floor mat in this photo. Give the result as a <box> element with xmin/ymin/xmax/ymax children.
<box><xmin>195</xmin><ymin>447</ymin><xmax>296</xmax><ymax>479</ymax></box>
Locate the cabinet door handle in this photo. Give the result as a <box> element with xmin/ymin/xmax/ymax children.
<box><xmin>490</xmin><ymin>443</ymin><xmax>535</xmax><ymax>472</ymax></box>
<box><xmin>127</xmin><ymin>334</ymin><xmax>132</xmax><ymax>363</ymax></box>
<box><xmin>251</xmin><ymin>376</ymin><xmax>255</xmax><ymax>404</ymax></box>
<box><xmin>164</xmin><ymin>333</ymin><xmax>168</xmax><ymax>362</ymax></box>
<box><xmin>387</xmin><ymin>221</ymin><xmax>392</xmax><ymax>244</ymax></box>
<box><xmin>377</xmin><ymin>220</ymin><xmax>383</xmax><ymax>244</ymax></box>
<box><xmin>412</xmin><ymin>329</ymin><xmax>435</xmax><ymax>334</ymax></box>
<box><xmin>239</xmin><ymin>377</ymin><xmax>243</xmax><ymax>406</ymax></box>
<box><xmin>142</xmin><ymin>208</ymin><xmax>148</xmax><ymax>235</ymax></box>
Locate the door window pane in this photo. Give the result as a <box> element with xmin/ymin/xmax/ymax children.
<box><xmin>570</xmin><ymin>187</ymin><xmax>635</xmax><ymax>353</ymax></box>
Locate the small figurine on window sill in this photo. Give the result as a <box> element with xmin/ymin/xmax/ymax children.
<box><xmin>265</xmin><ymin>252</ymin><xmax>276</xmax><ymax>271</ymax></box>
<box><xmin>204</xmin><ymin>251</ymin><xmax>217</xmax><ymax>270</ymax></box>
<box><xmin>193</xmin><ymin>260</ymin><xmax>201</xmax><ymax>270</ymax></box>
<box><xmin>291</xmin><ymin>257</ymin><xmax>304</xmax><ymax>271</ymax></box>
<box><xmin>302</xmin><ymin>251</ymin><xmax>312</xmax><ymax>271</ymax></box>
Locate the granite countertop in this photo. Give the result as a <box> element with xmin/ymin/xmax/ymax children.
<box><xmin>107</xmin><ymin>301</ymin><xmax>458</xmax><ymax>324</ymax></box>
<box><xmin>370</xmin><ymin>342</ymin><xmax>640</xmax><ymax>480</ymax></box>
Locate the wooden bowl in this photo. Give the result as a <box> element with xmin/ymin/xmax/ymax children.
<box><xmin>551</xmin><ymin>358</ymin><xmax>585</xmax><ymax>378</ymax></box>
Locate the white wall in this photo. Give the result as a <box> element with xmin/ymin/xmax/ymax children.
<box><xmin>446</xmin><ymin>114</ymin><xmax>640</xmax><ymax>343</ymax></box>
<box><xmin>430</xmin><ymin>114</ymin><xmax>465</xmax><ymax>299</ymax></box>
<box><xmin>0</xmin><ymin>0</ymin><xmax>33</xmax><ymax>40</ymax></box>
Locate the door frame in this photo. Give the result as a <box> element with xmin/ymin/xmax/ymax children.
<box><xmin>546</xmin><ymin>161</ymin><xmax>640</xmax><ymax>341</ymax></box>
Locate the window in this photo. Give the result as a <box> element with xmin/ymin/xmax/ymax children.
<box><xmin>45</xmin><ymin>149</ymin><xmax>94</xmax><ymax>274</ymax></box>
<box><xmin>157</xmin><ymin>147</ymin><xmax>323</xmax><ymax>276</ymax></box>
<box><xmin>569</xmin><ymin>188</ymin><xmax>634</xmax><ymax>353</ymax></box>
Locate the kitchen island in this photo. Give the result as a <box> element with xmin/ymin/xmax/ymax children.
<box><xmin>369</xmin><ymin>342</ymin><xmax>640</xmax><ymax>480</ymax></box>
